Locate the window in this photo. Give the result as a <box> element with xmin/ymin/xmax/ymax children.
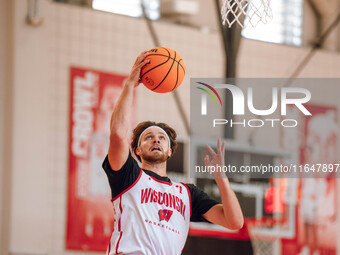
<box><xmin>92</xmin><ymin>0</ymin><xmax>160</xmax><ymax>20</ymax></box>
<box><xmin>242</xmin><ymin>0</ymin><xmax>303</xmax><ymax>46</ymax></box>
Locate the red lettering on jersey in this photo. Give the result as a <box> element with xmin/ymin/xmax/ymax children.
<box><xmin>175</xmin><ymin>197</ymin><xmax>179</xmax><ymax>211</ymax></box>
<box><xmin>176</xmin><ymin>185</ymin><xmax>183</xmax><ymax>194</ymax></box>
<box><xmin>141</xmin><ymin>188</ymin><xmax>153</xmax><ymax>203</ymax></box>
<box><xmin>158</xmin><ymin>209</ymin><xmax>173</xmax><ymax>222</ymax></box>
<box><xmin>169</xmin><ymin>193</ymin><xmax>175</xmax><ymax>208</ymax></box>
<box><xmin>181</xmin><ymin>204</ymin><xmax>186</xmax><ymax>220</ymax></box>
<box><xmin>164</xmin><ymin>193</ymin><xmax>169</xmax><ymax>207</ymax></box>
<box><xmin>153</xmin><ymin>189</ymin><xmax>157</xmax><ymax>202</ymax></box>
<box><xmin>158</xmin><ymin>192</ymin><xmax>163</xmax><ymax>204</ymax></box>
<box><xmin>141</xmin><ymin>188</ymin><xmax>186</xmax><ymax>219</ymax></box>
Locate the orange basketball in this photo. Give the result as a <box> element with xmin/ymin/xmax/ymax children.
<box><xmin>140</xmin><ymin>47</ymin><xmax>185</xmax><ymax>93</ymax></box>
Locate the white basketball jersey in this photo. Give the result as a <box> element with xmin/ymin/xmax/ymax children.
<box><xmin>107</xmin><ymin>170</ymin><xmax>191</xmax><ymax>255</ymax></box>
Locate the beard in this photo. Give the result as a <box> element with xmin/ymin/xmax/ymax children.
<box><xmin>140</xmin><ymin>149</ymin><xmax>169</xmax><ymax>163</ymax></box>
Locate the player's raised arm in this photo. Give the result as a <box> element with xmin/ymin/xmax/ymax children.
<box><xmin>203</xmin><ymin>139</ymin><xmax>244</xmax><ymax>230</ymax></box>
<box><xmin>108</xmin><ymin>51</ymin><xmax>150</xmax><ymax>170</ymax></box>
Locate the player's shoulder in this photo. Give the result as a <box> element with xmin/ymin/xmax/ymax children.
<box><xmin>182</xmin><ymin>183</ymin><xmax>198</xmax><ymax>191</ymax></box>
<box><xmin>103</xmin><ymin>149</ymin><xmax>140</xmax><ymax>173</ymax></box>
<box><xmin>178</xmin><ymin>183</ymin><xmax>200</xmax><ymax>198</ymax></box>
<box><xmin>182</xmin><ymin>183</ymin><xmax>213</xmax><ymax>201</ymax></box>
<box><xmin>172</xmin><ymin>181</ymin><xmax>193</xmax><ymax>189</ymax></box>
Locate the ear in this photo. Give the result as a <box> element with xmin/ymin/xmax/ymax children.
<box><xmin>135</xmin><ymin>147</ymin><xmax>141</xmax><ymax>156</ymax></box>
<box><xmin>168</xmin><ymin>148</ymin><xmax>172</xmax><ymax>158</ymax></box>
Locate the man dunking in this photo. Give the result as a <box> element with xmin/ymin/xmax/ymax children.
<box><xmin>102</xmin><ymin>51</ymin><xmax>244</xmax><ymax>255</ymax></box>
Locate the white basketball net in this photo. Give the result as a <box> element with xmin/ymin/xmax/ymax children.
<box><xmin>221</xmin><ymin>0</ymin><xmax>272</xmax><ymax>28</ymax></box>
<box><xmin>246</xmin><ymin>219</ymin><xmax>280</xmax><ymax>255</ymax></box>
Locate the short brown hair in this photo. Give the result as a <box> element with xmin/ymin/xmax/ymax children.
<box><xmin>131</xmin><ymin>121</ymin><xmax>178</xmax><ymax>162</ymax></box>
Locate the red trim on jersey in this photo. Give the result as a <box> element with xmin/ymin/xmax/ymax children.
<box><xmin>181</xmin><ymin>183</ymin><xmax>192</xmax><ymax>217</ymax></box>
<box><xmin>111</xmin><ymin>169</ymin><xmax>143</xmax><ymax>202</ymax></box>
<box><xmin>111</xmin><ymin>202</ymin><xmax>115</xmax><ymax>233</ymax></box>
<box><xmin>116</xmin><ymin>197</ymin><xmax>123</xmax><ymax>254</ymax></box>
<box><xmin>107</xmin><ymin>241</ymin><xmax>111</xmax><ymax>254</ymax></box>
<box><xmin>145</xmin><ymin>170</ymin><xmax>173</xmax><ymax>186</ymax></box>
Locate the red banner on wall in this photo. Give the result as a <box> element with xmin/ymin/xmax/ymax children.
<box><xmin>67</xmin><ymin>67</ymin><xmax>129</xmax><ymax>251</ymax></box>
<box><xmin>281</xmin><ymin>104</ymin><xmax>338</xmax><ymax>255</ymax></box>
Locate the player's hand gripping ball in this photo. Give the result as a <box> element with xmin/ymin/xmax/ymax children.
<box><xmin>140</xmin><ymin>47</ymin><xmax>185</xmax><ymax>93</ymax></box>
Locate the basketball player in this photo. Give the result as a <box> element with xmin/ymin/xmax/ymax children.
<box><xmin>102</xmin><ymin>51</ymin><xmax>244</xmax><ymax>254</ymax></box>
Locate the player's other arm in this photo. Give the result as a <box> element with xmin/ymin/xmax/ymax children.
<box><xmin>108</xmin><ymin>51</ymin><xmax>149</xmax><ymax>170</ymax></box>
<box><xmin>202</xmin><ymin>139</ymin><xmax>244</xmax><ymax>230</ymax></box>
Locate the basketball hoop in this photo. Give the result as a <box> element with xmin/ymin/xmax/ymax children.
<box><xmin>221</xmin><ymin>0</ymin><xmax>272</xmax><ymax>28</ymax></box>
<box><xmin>246</xmin><ymin>218</ymin><xmax>281</xmax><ymax>255</ymax></box>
